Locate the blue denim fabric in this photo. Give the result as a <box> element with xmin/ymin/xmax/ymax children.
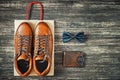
<box><xmin>62</xmin><ymin>32</ymin><xmax>85</xmax><ymax>43</ymax></box>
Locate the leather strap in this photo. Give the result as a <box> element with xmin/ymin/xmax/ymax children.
<box><xmin>26</xmin><ymin>2</ymin><xmax>43</xmax><ymax>20</ymax></box>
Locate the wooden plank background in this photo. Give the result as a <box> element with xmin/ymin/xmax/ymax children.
<box><xmin>0</xmin><ymin>0</ymin><xmax>120</xmax><ymax>80</ymax></box>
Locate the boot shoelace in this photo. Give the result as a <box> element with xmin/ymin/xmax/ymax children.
<box><xmin>35</xmin><ymin>35</ymin><xmax>50</xmax><ymax>63</ymax></box>
<box><xmin>16</xmin><ymin>35</ymin><xmax>31</xmax><ymax>61</ymax></box>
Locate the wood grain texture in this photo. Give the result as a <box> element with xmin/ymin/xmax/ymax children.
<box><xmin>0</xmin><ymin>0</ymin><xmax>120</xmax><ymax>80</ymax></box>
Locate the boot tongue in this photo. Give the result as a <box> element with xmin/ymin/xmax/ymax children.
<box><xmin>17</xmin><ymin>52</ymin><xmax>30</xmax><ymax>74</ymax></box>
<box><xmin>35</xmin><ymin>54</ymin><xmax>49</xmax><ymax>73</ymax></box>
<box><xmin>35</xmin><ymin>53</ymin><xmax>45</xmax><ymax>60</ymax></box>
<box><xmin>17</xmin><ymin>52</ymin><xmax>28</xmax><ymax>60</ymax></box>
<box><xmin>35</xmin><ymin>55</ymin><xmax>44</xmax><ymax>60</ymax></box>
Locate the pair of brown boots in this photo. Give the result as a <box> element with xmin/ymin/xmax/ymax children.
<box><xmin>14</xmin><ymin>22</ymin><xmax>53</xmax><ymax>76</ymax></box>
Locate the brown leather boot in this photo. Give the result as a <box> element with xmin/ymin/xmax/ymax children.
<box><xmin>33</xmin><ymin>22</ymin><xmax>53</xmax><ymax>76</ymax></box>
<box><xmin>14</xmin><ymin>22</ymin><xmax>33</xmax><ymax>76</ymax></box>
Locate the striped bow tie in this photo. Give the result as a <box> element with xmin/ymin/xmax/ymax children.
<box><xmin>62</xmin><ymin>32</ymin><xmax>85</xmax><ymax>43</ymax></box>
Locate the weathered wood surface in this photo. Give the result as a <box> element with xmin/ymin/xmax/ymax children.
<box><xmin>0</xmin><ymin>0</ymin><xmax>120</xmax><ymax>80</ymax></box>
